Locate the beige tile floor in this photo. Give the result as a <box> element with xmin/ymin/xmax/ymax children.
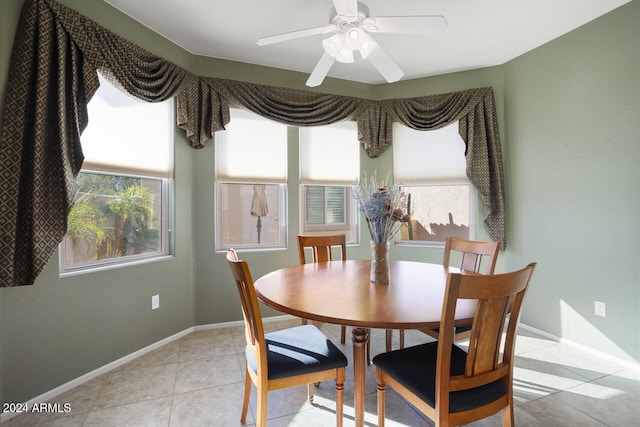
<box><xmin>2</xmin><ymin>318</ymin><xmax>639</xmax><ymax>426</ymax></box>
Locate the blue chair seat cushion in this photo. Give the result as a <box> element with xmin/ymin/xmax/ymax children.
<box><xmin>373</xmin><ymin>342</ymin><xmax>507</xmax><ymax>413</ymax></box>
<box><xmin>246</xmin><ymin>325</ymin><xmax>348</xmax><ymax>380</ymax></box>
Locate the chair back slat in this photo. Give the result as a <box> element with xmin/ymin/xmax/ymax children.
<box><xmin>297</xmin><ymin>234</ymin><xmax>347</xmax><ymax>264</ymax></box>
<box><xmin>466</xmin><ymin>297</ymin><xmax>511</xmax><ymax>375</ymax></box>
<box><xmin>460</xmin><ymin>252</ymin><xmax>482</xmax><ymax>272</ymax></box>
<box><xmin>443</xmin><ymin>237</ymin><xmax>500</xmax><ymax>275</ymax></box>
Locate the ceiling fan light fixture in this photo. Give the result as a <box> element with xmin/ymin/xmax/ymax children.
<box><xmin>322</xmin><ymin>33</ymin><xmax>354</xmax><ymax>63</ymax></box>
<box><xmin>344</xmin><ymin>26</ymin><xmax>364</xmax><ymax>50</ymax></box>
<box><xmin>322</xmin><ymin>33</ymin><xmax>344</xmax><ymax>57</ymax></box>
<box><xmin>336</xmin><ymin>45</ymin><xmax>355</xmax><ymax>63</ymax></box>
<box><xmin>358</xmin><ymin>32</ymin><xmax>377</xmax><ymax>59</ymax></box>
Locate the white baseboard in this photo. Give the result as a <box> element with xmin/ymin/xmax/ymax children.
<box><xmin>519</xmin><ymin>323</ymin><xmax>640</xmax><ymax>371</ymax></box>
<box><xmin>0</xmin><ymin>315</ymin><xmax>294</xmax><ymax>422</ymax></box>
<box><xmin>193</xmin><ymin>314</ymin><xmax>293</xmax><ymax>331</ymax></box>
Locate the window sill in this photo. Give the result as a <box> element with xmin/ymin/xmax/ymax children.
<box><xmin>60</xmin><ymin>254</ymin><xmax>175</xmax><ymax>278</ymax></box>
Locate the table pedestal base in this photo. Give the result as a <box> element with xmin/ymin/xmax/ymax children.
<box><xmin>352</xmin><ymin>327</ymin><xmax>369</xmax><ymax>427</ymax></box>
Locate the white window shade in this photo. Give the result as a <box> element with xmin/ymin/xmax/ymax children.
<box><xmin>80</xmin><ymin>74</ymin><xmax>173</xmax><ymax>178</ymax></box>
<box><xmin>299</xmin><ymin>121</ymin><xmax>359</xmax><ymax>185</ymax></box>
<box><xmin>393</xmin><ymin>122</ymin><xmax>468</xmax><ymax>184</ymax></box>
<box><xmin>216</xmin><ymin>109</ymin><xmax>288</xmax><ymax>183</ymax></box>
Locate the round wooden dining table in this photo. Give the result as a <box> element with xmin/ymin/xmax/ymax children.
<box><xmin>254</xmin><ymin>259</ymin><xmax>476</xmax><ymax>427</ymax></box>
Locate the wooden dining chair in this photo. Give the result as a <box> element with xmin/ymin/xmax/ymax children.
<box><xmin>443</xmin><ymin>236</ymin><xmax>501</xmax><ymax>275</ymax></box>
<box><xmin>428</xmin><ymin>237</ymin><xmax>501</xmax><ymax>341</ymax></box>
<box><xmin>226</xmin><ymin>249</ymin><xmax>348</xmax><ymax>427</ymax></box>
<box><xmin>297</xmin><ymin>234</ymin><xmax>348</xmax><ymax>342</ymax></box>
<box><xmin>374</xmin><ymin>263</ymin><xmax>536</xmax><ymax>427</ymax></box>
<box><xmin>398</xmin><ymin>237</ymin><xmax>501</xmax><ymax>348</ymax></box>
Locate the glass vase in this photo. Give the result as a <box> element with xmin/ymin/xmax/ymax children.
<box><xmin>370</xmin><ymin>240</ymin><xmax>390</xmax><ymax>285</ymax></box>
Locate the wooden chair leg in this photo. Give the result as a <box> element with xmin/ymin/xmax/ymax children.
<box><xmin>336</xmin><ymin>369</ymin><xmax>346</xmax><ymax>427</ymax></box>
<box><xmin>340</xmin><ymin>325</ymin><xmax>346</xmax><ymax>344</ymax></box>
<box><xmin>502</xmin><ymin>406</ymin><xmax>514</xmax><ymax>426</ymax></box>
<box><xmin>307</xmin><ymin>383</ymin><xmax>314</xmax><ymax>402</ymax></box>
<box><xmin>256</xmin><ymin>385</ymin><xmax>268</xmax><ymax>427</ymax></box>
<box><xmin>385</xmin><ymin>329</ymin><xmax>393</xmax><ymax>351</ymax></box>
<box><xmin>241</xmin><ymin>367</ymin><xmax>251</xmax><ymax>424</ymax></box>
<box><xmin>377</xmin><ymin>380</ymin><xmax>386</xmax><ymax>427</ymax></box>
<box><xmin>399</xmin><ymin>329</ymin><xmax>404</xmax><ymax>349</ymax></box>
<box><xmin>502</xmin><ymin>395</ymin><xmax>515</xmax><ymax>426</ymax></box>
<box><xmin>366</xmin><ymin>328</ymin><xmax>371</xmax><ymax>365</ymax></box>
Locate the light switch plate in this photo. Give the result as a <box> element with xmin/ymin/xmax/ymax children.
<box><xmin>594</xmin><ymin>300</ymin><xmax>606</xmax><ymax>317</ymax></box>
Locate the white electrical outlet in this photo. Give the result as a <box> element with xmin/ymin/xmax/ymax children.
<box><xmin>152</xmin><ymin>294</ymin><xmax>160</xmax><ymax>310</ymax></box>
<box><xmin>594</xmin><ymin>300</ymin><xmax>606</xmax><ymax>317</ymax></box>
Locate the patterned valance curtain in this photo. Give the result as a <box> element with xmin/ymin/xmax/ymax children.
<box><xmin>0</xmin><ymin>0</ymin><xmax>505</xmax><ymax>286</ymax></box>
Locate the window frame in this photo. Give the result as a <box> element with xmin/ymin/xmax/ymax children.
<box><xmin>301</xmin><ymin>185</ymin><xmax>354</xmax><ymax>232</ymax></box>
<box><xmin>298</xmin><ymin>122</ymin><xmax>360</xmax><ymax>243</ymax></box>
<box><xmin>215</xmin><ymin>182</ymin><xmax>288</xmax><ymax>251</ymax></box>
<box><xmin>60</xmin><ymin>170</ymin><xmax>173</xmax><ymax>276</ymax></box>
<box><xmin>214</xmin><ymin>108</ymin><xmax>289</xmax><ymax>252</ymax></box>
<box><xmin>395</xmin><ymin>183</ymin><xmax>476</xmax><ymax>248</ymax></box>
<box><xmin>393</xmin><ymin>122</ymin><xmax>476</xmax><ymax>248</ymax></box>
<box><xmin>59</xmin><ymin>75</ymin><xmax>174</xmax><ymax>276</ymax></box>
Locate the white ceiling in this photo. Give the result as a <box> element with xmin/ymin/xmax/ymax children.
<box><xmin>102</xmin><ymin>0</ymin><xmax>630</xmax><ymax>85</ymax></box>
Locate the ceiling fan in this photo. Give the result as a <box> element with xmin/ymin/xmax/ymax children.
<box><xmin>257</xmin><ymin>0</ymin><xmax>447</xmax><ymax>87</ymax></box>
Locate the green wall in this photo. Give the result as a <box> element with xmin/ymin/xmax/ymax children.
<box><xmin>502</xmin><ymin>0</ymin><xmax>640</xmax><ymax>362</ymax></box>
<box><xmin>1</xmin><ymin>0</ymin><xmax>638</xmax><ymax>406</ymax></box>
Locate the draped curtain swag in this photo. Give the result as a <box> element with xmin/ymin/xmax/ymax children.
<box><xmin>0</xmin><ymin>0</ymin><xmax>505</xmax><ymax>287</ymax></box>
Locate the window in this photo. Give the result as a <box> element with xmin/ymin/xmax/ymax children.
<box><xmin>215</xmin><ymin>109</ymin><xmax>287</xmax><ymax>250</ymax></box>
<box><xmin>305</xmin><ymin>186</ymin><xmax>346</xmax><ymax>226</ymax></box>
<box><xmin>299</xmin><ymin>121</ymin><xmax>359</xmax><ymax>243</ymax></box>
<box><xmin>60</xmin><ymin>74</ymin><xmax>173</xmax><ymax>274</ymax></box>
<box><xmin>393</xmin><ymin>122</ymin><xmax>475</xmax><ymax>245</ymax></box>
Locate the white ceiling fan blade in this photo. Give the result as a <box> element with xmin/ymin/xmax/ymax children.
<box><xmin>367</xmin><ymin>46</ymin><xmax>404</xmax><ymax>83</ymax></box>
<box><xmin>332</xmin><ymin>0</ymin><xmax>358</xmax><ymax>19</ymax></box>
<box><xmin>306</xmin><ymin>52</ymin><xmax>336</xmax><ymax>87</ymax></box>
<box><xmin>365</xmin><ymin>16</ymin><xmax>447</xmax><ymax>34</ymax></box>
<box><xmin>257</xmin><ymin>24</ymin><xmax>336</xmax><ymax>46</ymax></box>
